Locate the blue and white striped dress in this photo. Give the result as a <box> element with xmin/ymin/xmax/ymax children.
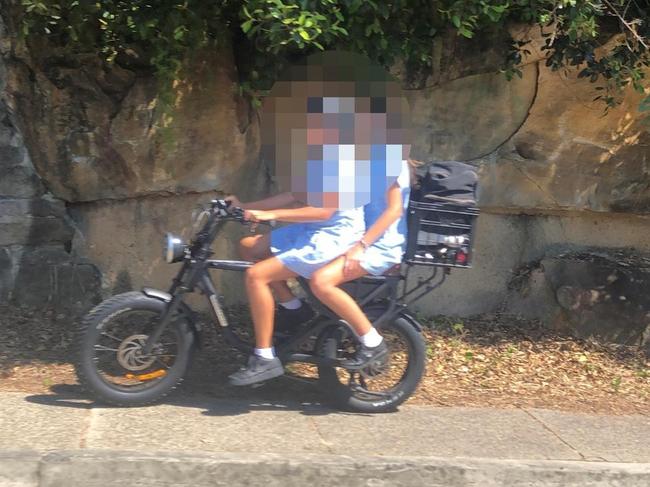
<box><xmin>270</xmin><ymin>207</ymin><xmax>364</xmax><ymax>278</ymax></box>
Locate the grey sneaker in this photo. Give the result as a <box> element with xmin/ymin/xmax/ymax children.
<box><xmin>341</xmin><ymin>341</ymin><xmax>389</xmax><ymax>370</ymax></box>
<box><xmin>228</xmin><ymin>354</ymin><xmax>284</xmax><ymax>386</ymax></box>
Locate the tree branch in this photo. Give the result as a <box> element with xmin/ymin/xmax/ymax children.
<box><xmin>602</xmin><ymin>0</ymin><xmax>649</xmax><ymax>50</ymax></box>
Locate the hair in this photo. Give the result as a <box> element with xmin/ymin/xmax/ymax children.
<box><xmin>407</xmin><ymin>157</ymin><xmax>424</xmax><ymax>187</ymax></box>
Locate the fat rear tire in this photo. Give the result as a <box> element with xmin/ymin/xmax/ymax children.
<box><xmin>316</xmin><ymin>316</ymin><xmax>426</xmax><ymax>413</ymax></box>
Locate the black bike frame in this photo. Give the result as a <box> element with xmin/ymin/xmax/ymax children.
<box><xmin>142</xmin><ymin>201</ymin><xmax>447</xmax><ymax>365</ymax></box>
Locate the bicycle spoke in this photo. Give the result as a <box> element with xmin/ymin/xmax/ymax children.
<box><xmin>358</xmin><ymin>375</ymin><xmax>369</xmax><ymax>390</ymax></box>
<box><xmin>89</xmin><ymin>309</ymin><xmax>183</xmax><ymax>389</ymax></box>
<box><xmin>100</xmin><ymin>332</ymin><xmax>123</xmax><ymax>343</ymax></box>
<box><xmin>154</xmin><ymin>357</ymin><xmax>172</xmax><ymax>370</ymax></box>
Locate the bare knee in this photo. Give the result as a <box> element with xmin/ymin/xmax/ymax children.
<box><xmin>239</xmin><ymin>235</ymin><xmax>260</xmax><ymax>260</ymax></box>
<box><xmin>310</xmin><ymin>271</ymin><xmax>336</xmax><ymax>298</ymax></box>
<box><xmin>245</xmin><ymin>264</ymin><xmax>266</xmax><ymax>286</ymax></box>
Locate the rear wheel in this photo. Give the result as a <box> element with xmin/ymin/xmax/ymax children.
<box><xmin>316</xmin><ymin>316</ymin><xmax>425</xmax><ymax>413</ymax></box>
<box><xmin>75</xmin><ymin>292</ymin><xmax>195</xmax><ymax>406</ymax></box>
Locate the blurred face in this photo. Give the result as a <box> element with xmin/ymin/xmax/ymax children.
<box><xmin>261</xmin><ymin>52</ymin><xmax>411</xmax><ymax>210</ymax></box>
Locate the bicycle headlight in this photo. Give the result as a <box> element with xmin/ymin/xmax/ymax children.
<box><xmin>164</xmin><ymin>233</ymin><xmax>186</xmax><ymax>263</ymax></box>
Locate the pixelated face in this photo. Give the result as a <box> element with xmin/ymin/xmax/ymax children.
<box><xmin>261</xmin><ymin>51</ymin><xmax>411</xmax><ymax>210</ymax></box>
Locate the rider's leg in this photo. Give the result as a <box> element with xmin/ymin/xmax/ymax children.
<box><xmin>245</xmin><ymin>256</ymin><xmax>298</xmax><ymax>349</ymax></box>
<box><xmin>239</xmin><ymin>234</ymin><xmax>296</xmax><ymax>303</ymax></box>
<box><xmin>309</xmin><ymin>256</ymin><xmax>372</xmax><ymax>336</ymax></box>
<box><xmin>310</xmin><ymin>257</ymin><xmax>386</xmax><ymax>365</ymax></box>
<box><xmin>228</xmin><ymin>257</ymin><xmax>298</xmax><ymax>386</ymax></box>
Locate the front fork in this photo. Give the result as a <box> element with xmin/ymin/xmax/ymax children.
<box><xmin>142</xmin><ymin>260</ymin><xmax>202</xmax><ymax>355</ymax></box>
<box><xmin>198</xmin><ymin>273</ymin><xmax>230</xmax><ymax>329</ymax></box>
<box><xmin>142</xmin><ymin>294</ymin><xmax>185</xmax><ymax>354</ymax></box>
<box><xmin>143</xmin><ymin>267</ymin><xmax>238</xmax><ymax>355</ymax></box>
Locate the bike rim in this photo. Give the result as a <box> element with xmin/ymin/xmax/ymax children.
<box><xmin>90</xmin><ymin>309</ymin><xmax>182</xmax><ymax>392</ymax></box>
<box><xmin>332</xmin><ymin>326</ymin><xmax>413</xmax><ymax>402</ymax></box>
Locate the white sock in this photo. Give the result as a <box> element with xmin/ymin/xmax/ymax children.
<box><xmin>254</xmin><ymin>347</ymin><xmax>275</xmax><ymax>359</ymax></box>
<box><xmin>360</xmin><ymin>328</ymin><xmax>383</xmax><ymax>348</ymax></box>
<box><xmin>280</xmin><ymin>298</ymin><xmax>302</xmax><ymax>310</ymax></box>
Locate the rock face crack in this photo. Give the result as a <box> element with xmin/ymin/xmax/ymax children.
<box><xmin>470</xmin><ymin>61</ymin><xmax>541</xmax><ymax>162</ymax></box>
<box><xmin>520</xmin><ymin>408</ymin><xmax>587</xmax><ymax>461</ymax></box>
<box><xmin>510</xmin><ymin>162</ymin><xmax>564</xmax><ymax>209</ymax></box>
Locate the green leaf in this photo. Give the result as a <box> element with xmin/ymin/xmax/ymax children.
<box><xmin>241</xmin><ymin>19</ymin><xmax>253</xmax><ymax>33</ymax></box>
<box><xmin>459</xmin><ymin>26</ymin><xmax>473</xmax><ymax>38</ymax></box>
<box><xmin>173</xmin><ymin>26</ymin><xmax>186</xmax><ymax>40</ymax></box>
<box><xmin>299</xmin><ymin>29</ymin><xmax>310</xmax><ymax>40</ymax></box>
<box><xmin>451</xmin><ymin>15</ymin><xmax>461</xmax><ymax>28</ymax></box>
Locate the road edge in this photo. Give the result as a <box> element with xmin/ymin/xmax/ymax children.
<box><xmin>2</xmin><ymin>450</ymin><xmax>650</xmax><ymax>486</ymax></box>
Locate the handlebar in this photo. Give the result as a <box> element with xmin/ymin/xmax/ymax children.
<box><xmin>210</xmin><ymin>199</ymin><xmax>276</xmax><ymax>228</ymax></box>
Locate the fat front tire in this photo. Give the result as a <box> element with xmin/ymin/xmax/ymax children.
<box><xmin>316</xmin><ymin>316</ymin><xmax>426</xmax><ymax>413</ymax></box>
<box><xmin>75</xmin><ymin>292</ymin><xmax>195</xmax><ymax>406</ymax></box>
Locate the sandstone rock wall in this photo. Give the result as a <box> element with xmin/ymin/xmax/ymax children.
<box><xmin>404</xmin><ymin>32</ymin><xmax>649</xmax><ymax>349</ymax></box>
<box><xmin>0</xmin><ymin>11</ymin><xmax>266</xmax><ymax>305</ymax></box>
<box><xmin>0</xmin><ymin>15</ymin><xmax>101</xmax><ymax>309</ymax></box>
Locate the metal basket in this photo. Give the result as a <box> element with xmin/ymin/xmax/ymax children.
<box><xmin>404</xmin><ymin>200</ymin><xmax>479</xmax><ymax>268</ymax></box>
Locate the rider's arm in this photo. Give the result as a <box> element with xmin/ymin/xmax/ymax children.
<box><xmin>360</xmin><ymin>182</ymin><xmax>403</xmax><ymax>246</ymax></box>
<box><xmin>228</xmin><ymin>192</ymin><xmax>298</xmax><ymax>211</ymax></box>
<box><xmin>262</xmin><ymin>206</ymin><xmax>336</xmax><ymax>223</ymax></box>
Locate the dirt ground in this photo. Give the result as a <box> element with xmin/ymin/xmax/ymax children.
<box><xmin>0</xmin><ymin>304</ymin><xmax>647</xmax><ymax>415</ymax></box>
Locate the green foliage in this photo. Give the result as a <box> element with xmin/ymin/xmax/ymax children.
<box><xmin>17</xmin><ymin>0</ymin><xmax>650</xmax><ymax>115</ymax></box>
<box><xmin>19</xmin><ymin>0</ymin><xmax>228</xmax><ymax>112</ymax></box>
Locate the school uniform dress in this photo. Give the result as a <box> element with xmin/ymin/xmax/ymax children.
<box><xmin>270</xmin><ymin>207</ymin><xmax>364</xmax><ymax>278</ymax></box>
<box><xmin>359</xmin><ymin>160</ymin><xmax>411</xmax><ymax>276</ymax></box>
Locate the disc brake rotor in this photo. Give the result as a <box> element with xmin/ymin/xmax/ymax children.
<box><xmin>116</xmin><ymin>334</ymin><xmax>157</xmax><ymax>371</ymax></box>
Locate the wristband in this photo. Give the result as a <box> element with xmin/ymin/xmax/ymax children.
<box><xmin>359</xmin><ymin>238</ymin><xmax>370</xmax><ymax>250</ymax></box>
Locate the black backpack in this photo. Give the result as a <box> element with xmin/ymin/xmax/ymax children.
<box><xmin>412</xmin><ymin>161</ymin><xmax>478</xmax><ymax>206</ymax></box>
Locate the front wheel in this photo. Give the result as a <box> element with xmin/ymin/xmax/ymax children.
<box><xmin>316</xmin><ymin>316</ymin><xmax>426</xmax><ymax>413</ymax></box>
<box><xmin>75</xmin><ymin>291</ymin><xmax>195</xmax><ymax>406</ymax></box>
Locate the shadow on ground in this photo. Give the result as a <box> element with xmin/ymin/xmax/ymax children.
<box><xmin>23</xmin><ymin>382</ymin><xmax>362</xmax><ymax>418</ymax></box>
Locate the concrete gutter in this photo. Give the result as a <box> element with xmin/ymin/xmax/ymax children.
<box><xmin>2</xmin><ymin>450</ymin><xmax>650</xmax><ymax>487</ymax></box>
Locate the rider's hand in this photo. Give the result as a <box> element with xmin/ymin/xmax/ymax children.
<box><xmin>243</xmin><ymin>209</ymin><xmax>275</xmax><ymax>222</ymax></box>
<box><xmin>343</xmin><ymin>243</ymin><xmax>365</xmax><ymax>278</ymax></box>
<box><xmin>243</xmin><ymin>209</ymin><xmax>275</xmax><ymax>232</ymax></box>
<box><xmin>224</xmin><ymin>195</ymin><xmax>242</xmax><ymax>208</ymax></box>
